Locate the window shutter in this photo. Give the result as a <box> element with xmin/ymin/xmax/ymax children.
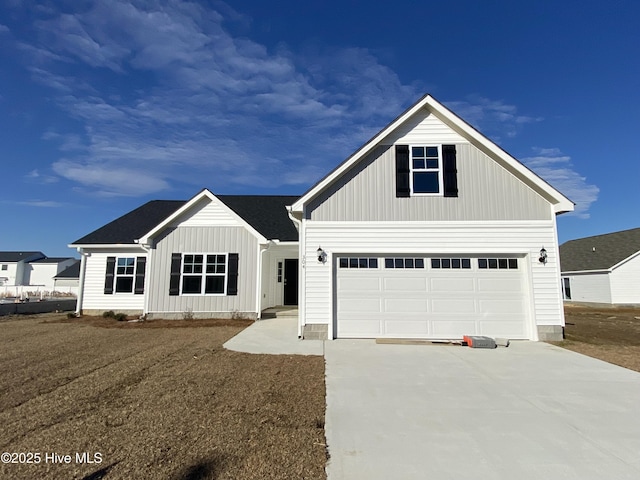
<box><xmin>227</xmin><ymin>253</ymin><xmax>239</xmax><ymax>296</ymax></box>
<box><xmin>134</xmin><ymin>257</ymin><xmax>146</xmax><ymax>294</ymax></box>
<box><xmin>104</xmin><ymin>257</ymin><xmax>116</xmax><ymax>294</ymax></box>
<box><xmin>169</xmin><ymin>253</ymin><xmax>182</xmax><ymax>296</ymax></box>
<box><xmin>395</xmin><ymin>145</ymin><xmax>410</xmax><ymax>197</ymax></box>
<box><xmin>442</xmin><ymin>145</ymin><xmax>458</xmax><ymax>197</ymax></box>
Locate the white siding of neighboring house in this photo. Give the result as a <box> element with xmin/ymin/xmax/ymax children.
<box><xmin>260</xmin><ymin>244</ymin><xmax>299</xmax><ymax>311</ymax></box>
<box><xmin>562</xmin><ymin>272</ymin><xmax>612</xmax><ymax>304</ymax></box>
<box><xmin>610</xmin><ymin>253</ymin><xmax>640</xmax><ymax>304</ymax></box>
<box><xmin>81</xmin><ymin>248</ymin><xmax>147</xmax><ymax>313</ymax></box>
<box><xmin>25</xmin><ymin>259</ymin><xmax>77</xmax><ymax>290</ymax></box>
<box><xmin>300</xmin><ymin>220</ymin><xmax>564</xmax><ymax>339</ymax></box>
<box><xmin>0</xmin><ymin>263</ymin><xmax>18</xmax><ymax>286</ymax></box>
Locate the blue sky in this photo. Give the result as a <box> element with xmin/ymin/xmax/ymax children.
<box><xmin>1</xmin><ymin>0</ymin><xmax>638</xmax><ymax>257</ymax></box>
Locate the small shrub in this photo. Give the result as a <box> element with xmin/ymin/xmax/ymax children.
<box><xmin>103</xmin><ymin>310</ymin><xmax>115</xmax><ymax>319</ymax></box>
<box><xmin>114</xmin><ymin>313</ymin><xmax>128</xmax><ymax>322</ymax></box>
<box><xmin>66</xmin><ymin>312</ymin><xmax>77</xmax><ymax>319</ymax></box>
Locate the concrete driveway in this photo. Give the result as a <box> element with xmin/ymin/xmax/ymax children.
<box><xmin>325</xmin><ymin>340</ymin><xmax>640</xmax><ymax>480</ymax></box>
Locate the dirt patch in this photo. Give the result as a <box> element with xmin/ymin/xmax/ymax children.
<box><xmin>554</xmin><ymin>305</ymin><xmax>640</xmax><ymax>372</ymax></box>
<box><xmin>0</xmin><ymin>314</ymin><xmax>326</xmax><ymax>479</ymax></box>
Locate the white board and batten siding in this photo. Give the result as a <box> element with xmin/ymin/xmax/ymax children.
<box><xmin>302</xmin><ymin>221</ymin><xmax>563</xmax><ymax>340</ymax></box>
<box><xmin>148</xmin><ymin>226</ymin><xmax>258</xmax><ymax>317</ymax></box>
<box><xmin>81</xmin><ymin>248</ymin><xmax>147</xmax><ymax>312</ymax></box>
<box><xmin>306</xmin><ymin>144</ymin><xmax>552</xmax><ymax>222</ymax></box>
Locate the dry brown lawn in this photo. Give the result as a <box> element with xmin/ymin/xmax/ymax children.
<box><xmin>556</xmin><ymin>305</ymin><xmax>640</xmax><ymax>372</ymax></box>
<box><xmin>0</xmin><ymin>313</ymin><xmax>326</xmax><ymax>480</ymax></box>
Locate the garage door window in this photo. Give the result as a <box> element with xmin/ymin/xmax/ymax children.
<box><xmin>384</xmin><ymin>258</ymin><xmax>425</xmax><ymax>269</ymax></box>
<box><xmin>431</xmin><ymin>258</ymin><xmax>471</xmax><ymax>269</ymax></box>
<box><xmin>339</xmin><ymin>257</ymin><xmax>379</xmax><ymax>269</ymax></box>
<box><xmin>478</xmin><ymin>258</ymin><xmax>518</xmax><ymax>269</ymax></box>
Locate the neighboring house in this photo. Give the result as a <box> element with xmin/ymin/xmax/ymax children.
<box><xmin>24</xmin><ymin>257</ymin><xmax>78</xmax><ymax>290</ymax></box>
<box><xmin>560</xmin><ymin>227</ymin><xmax>640</xmax><ymax>305</ymax></box>
<box><xmin>71</xmin><ymin>94</ymin><xmax>573</xmax><ymax>341</ymax></box>
<box><xmin>0</xmin><ymin>252</ymin><xmax>46</xmax><ymax>286</ymax></box>
<box><xmin>53</xmin><ymin>260</ymin><xmax>81</xmax><ymax>290</ymax></box>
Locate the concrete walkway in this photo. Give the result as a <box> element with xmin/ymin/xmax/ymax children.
<box><xmin>223</xmin><ymin>317</ymin><xmax>323</xmax><ymax>356</ymax></box>
<box><xmin>324</xmin><ymin>340</ymin><xmax>640</xmax><ymax>479</ymax></box>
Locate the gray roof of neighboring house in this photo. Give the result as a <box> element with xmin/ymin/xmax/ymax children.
<box><xmin>560</xmin><ymin>227</ymin><xmax>640</xmax><ymax>272</ymax></box>
<box><xmin>29</xmin><ymin>257</ymin><xmax>76</xmax><ymax>264</ymax></box>
<box><xmin>0</xmin><ymin>251</ymin><xmax>46</xmax><ymax>262</ymax></box>
<box><xmin>54</xmin><ymin>260</ymin><xmax>81</xmax><ymax>279</ymax></box>
<box><xmin>71</xmin><ymin>195</ymin><xmax>300</xmax><ymax>245</ymax></box>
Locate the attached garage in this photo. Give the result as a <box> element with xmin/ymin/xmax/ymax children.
<box><xmin>335</xmin><ymin>255</ymin><xmax>532</xmax><ymax>340</ymax></box>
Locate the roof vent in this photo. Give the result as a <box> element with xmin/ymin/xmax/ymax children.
<box><xmin>592</xmin><ymin>247</ymin><xmax>596</xmax><ymax>252</ymax></box>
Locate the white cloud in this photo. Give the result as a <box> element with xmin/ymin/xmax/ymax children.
<box><xmin>522</xmin><ymin>148</ymin><xmax>599</xmax><ymax>218</ymax></box>
<box><xmin>445</xmin><ymin>96</ymin><xmax>543</xmax><ymax>140</ymax></box>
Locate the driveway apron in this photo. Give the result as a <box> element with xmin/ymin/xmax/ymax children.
<box><xmin>324</xmin><ymin>340</ymin><xmax>640</xmax><ymax>480</ymax></box>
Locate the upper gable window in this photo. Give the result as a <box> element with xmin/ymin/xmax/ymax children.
<box><xmin>411</xmin><ymin>146</ymin><xmax>442</xmax><ymax>195</ymax></box>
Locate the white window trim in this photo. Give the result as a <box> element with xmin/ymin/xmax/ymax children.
<box><xmin>409</xmin><ymin>144</ymin><xmax>444</xmax><ymax>197</ymax></box>
<box><xmin>114</xmin><ymin>257</ymin><xmax>136</xmax><ymax>294</ymax></box>
<box><xmin>180</xmin><ymin>252</ymin><xmax>228</xmax><ymax>296</ymax></box>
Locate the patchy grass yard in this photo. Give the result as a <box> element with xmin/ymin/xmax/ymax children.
<box><xmin>556</xmin><ymin>305</ymin><xmax>640</xmax><ymax>372</ymax></box>
<box><xmin>0</xmin><ymin>314</ymin><xmax>326</xmax><ymax>480</ymax></box>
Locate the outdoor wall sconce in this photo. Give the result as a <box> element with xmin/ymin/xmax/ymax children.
<box><xmin>317</xmin><ymin>246</ymin><xmax>326</xmax><ymax>263</ymax></box>
<box><xmin>539</xmin><ymin>247</ymin><xmax>547</xmax><ymax>264</ymax></box>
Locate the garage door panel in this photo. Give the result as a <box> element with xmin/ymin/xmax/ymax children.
<box><xmin>431</xmin><ymin>298</ymin><xmax>476</xmax><ymax>314</ymax></box>
<box><xmin>478</xmin><ymin>299</ymin><xmax>525</xmax><ymax>313</ymax></box>
<box><xmin>477</xmin><ymin>277</ymin><xmax>522</xmax><ymax>292</ymax></box>
<box><xmin>383</xmin><ymin>277</ymin><xmax>427</xmax><ymax>292</ymax></box>
<box><xmin>338</xmin><ymin>277</ymin><xmax>381</xmax><ymax>292</ymax></box>
<box><xmin>339</xmin><ymin>319</ymin><xmax>382</xmax><ymax>337</ymax></box>
<box><xmin>430</xmin><ymin>277</ymin><xmax>475</xmax><ymax>292</ymax></box>
<box><xmin>337</xmin><ymin>298</ymin><xmax>381</xmax><ymax>313</ymax></box>
<box><xmin>384</xmin><ymin>320</ymin><xmax>429</xmax><ymax>336</ymax></box>
<box><xmin>384</xmin><ymin>298</ymin><xmax>428</xmax><ymax>313</ymax></box>
<box><xmin>431</xmin><ymin>320</ymin><xmax>477</xmax><ymax>336</ymax></box>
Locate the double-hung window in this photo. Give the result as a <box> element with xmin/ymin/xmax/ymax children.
<box><xmin>181</xmin><ymin>254</ymin><xmax>227</xmax><ymax>295</ymax></box>
<box><xmin>115</xmin><ymin>257</ymin><xmax>136</xmax><ymax>292</ymax></box>
<box><xmin>411</xmin><ymin>146</ymin><xmax>442</xmax><ymax>194</ymax></box>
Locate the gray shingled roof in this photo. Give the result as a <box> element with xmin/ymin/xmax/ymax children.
<box><xmin>54</xmin><ymin>260</ymin><xmax>81</xmax><ymax>279</ymax></box>
<box><xmin>72</xmin><ymin>200</ymin><xmax>186</xmax><ymax>245</ymax></box>
<box><xmin>71</xmin><ymin>195</ymin><xmax>300</xmax><ymax>245</ymax></box>
<box><xmin>560</xmin><ymin>227</ymin><xmax>640</xmax><ymax>272</ymax></box>
<box><xmin>0</xmin><ymin>252</ymin><xmax>45</xmax><ymax>262</ymax></box>
<box><xmin>218</xmin><ymin>195</ymin><xmax>299</xmax><ymax>242</ymax></box>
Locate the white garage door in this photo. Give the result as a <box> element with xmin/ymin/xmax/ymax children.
<box><xmin>336</xmin><ymin>256</ymin><xmax>530</xmax><ymax>339</ymax></box>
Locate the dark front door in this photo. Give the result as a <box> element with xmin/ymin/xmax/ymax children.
<box><xmin>283</xmin><ymin>259</ymin><xmax>298</xmax><ymax>305</ymax></box>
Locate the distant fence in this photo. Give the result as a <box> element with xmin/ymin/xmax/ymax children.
<box><xmin>1</xmin><ymin>285</ymin><xmax>79</xmax><ymax>298</ymax></box>
<box><xmin>0</xmin><ymin>299</ymin><xmax>77</xmax><ymax>317</ymax></box>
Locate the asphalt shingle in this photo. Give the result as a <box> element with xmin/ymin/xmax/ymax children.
<box><xmin>560</xmin><ymin>227</ymin><xmax>640</xmax><ymax>272</ymax></box>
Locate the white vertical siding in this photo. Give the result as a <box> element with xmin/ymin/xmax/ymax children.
<box><xmin>307</xmin><ymin>144</ymin><xmax>551</xmax><ymax>222</ymax></box>
<box><xmin>82</xmin><ymin>248</ymin><xmax>147</xmax><ymax>312</ymax></box>
<box><xmin>301</xmin><ymin>221</ymin><xmax>563</xmax><ymax>337</ymax></box>
<box><xmin>610</xmin><ymin>253</ymin><xmax>640</xmax><ymax>303</ymax></box>
<box><xmin>148</xmin><ymin>226</ymin><xmax>258</xmax><ymax>315</ymax></box>
<box><xmin>563</xmin><ymin>273</ymin><xmax>612</xmax><ymax>303</ymax></box>
<box><xmin>380</xmin><ymin>109</ymin><xmax>467</xmax><ymax>145</ymax></box>
<box><xmin>172</xmin><ymin>197</ymin><xmax>241</xmax><ymax>227</ymax></box>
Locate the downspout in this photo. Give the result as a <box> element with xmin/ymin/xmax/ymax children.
<box><xmin>286</xmin><ymin>206</ymin><xmax>304</xmax><ymax>338</ymax></box>
<box><xmin>138</xmin><ymin>242</ymin><xmax>153</xmax><ymax>317</ymax></box>
<box><xmin>75</xmin><ymin>248</ymin><xmax>88</xmax><ymax>315</ymax></box>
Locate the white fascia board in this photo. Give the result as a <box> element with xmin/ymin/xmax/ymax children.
<box><xmin>68</xmin><ymin>244</ymin><xmax>145</xmax><ymax>250</ymax></box>
<box><xmin>291</xmin><ymin>94</ymin><xmax>574</xmax><ymax>214</ymax></box>
<box><xmin>137</xmin><ymin>188</ymin><xmax>268</xmax><ymax>245</ymax></box>
<box><xmin>561</xmin><ymin>269</ymin><xmax>611</xmax><ymax>275</ymax></box>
